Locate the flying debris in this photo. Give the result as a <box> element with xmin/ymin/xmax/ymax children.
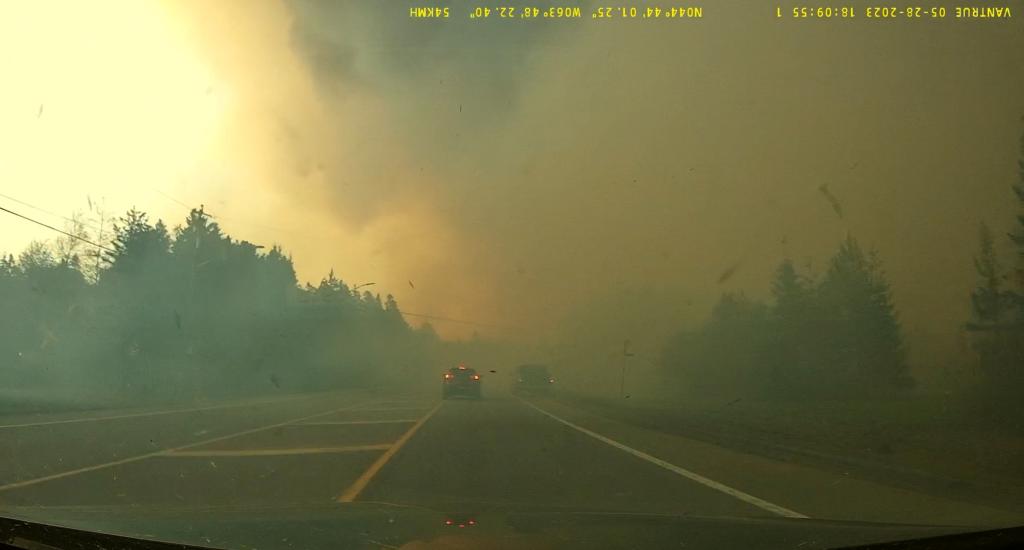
<box><xmin>37</xmin><ymin>104</ymin><xmax>43</xmax><ymax>118</ymax></box>
<box><xmin>717</xmin><ymin>261</ymin><xmax>741</xmax><ymax>284</ymax></box>
<box><xmin>408</xmin><ymin>280</ymin><xmax>415</xmax><ymax>289</ymax></box>
<box><xmin>818</xmin><ymin>183</ymin><xmax>844</xmax><ymax>219</ymax></box>
<box><xmin>40</xmin><ymin>326</ymin><xmax>58</xmax><ymax>350</ymax></box>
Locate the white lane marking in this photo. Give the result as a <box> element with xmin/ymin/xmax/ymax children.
<box><xmin>337</xmin><ymin>402</ymin><xmax>443</xmax><ymax>502</ymax></box>
<box><xmin>352</xmin><ymin>407</ymin><xmax>430</xmax><ymax>413</ymax></box>
<box><xmin>0</xmin><ymin>393</ymin><xmax>337</xmax><ymax>430</ymax></box>
<box><xmin>296</xmin><ymin>419</ymin><xmax>419</xmax><ymax>426</ymax></box>
<box><xmin>354</xmin><ymin>400</ymin><xmax>432</xmax><ymax>408</ymax></box>
<box><xmin>517</xmin><ymin>398</ymin><xmax>809</xmax><ymax>519</ymax></box>
<box><xmin>165</xmin><ymin>444</ymin><xmax>391</xmax><ymax>457</ymax></box>
<box><xmin>0</xmin><ymin>400</ymin><xmax>374</xmax><ymax>492</ymax></box>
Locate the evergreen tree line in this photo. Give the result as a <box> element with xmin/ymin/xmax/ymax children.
<box><xmin>968</xmin><ymin>127</ymin><xmax>1024</xmax><ymax>405</ymax></box>
<box><xmin>662</xmin><ymin>236</ymin><xmax>912</xmax><ymax>400</ymax></box>
<box><xmin>0</xmin><ymin>207</ymin><xmax>441</xmax><ymax>401</ymax></box>
<box><xmin>664</xmin><ymin>126</ymin><xmax>1024</xmax><ymax>408</ymax></box>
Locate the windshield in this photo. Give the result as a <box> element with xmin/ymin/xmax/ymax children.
<box><xmin>2</xmin><ymin>1</ymin><xmax>1024</xmax><ymax>549</ymax></box>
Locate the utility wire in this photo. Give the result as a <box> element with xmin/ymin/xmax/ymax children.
<box><xmin>2</xmin><ymin>191</ymin><xmax>501</xmax><ymax>330</ymax></box>
<box><xmin>151</xmin><ymin>188</ymin><xmax>192</xmax><ymax>211</ymax></box>
<box><xmin>0</xmin><ymin>205</ymin><xmax>115</xmax><ymax>253</ymax></box>
<box><xmin>0</xmin><ymin>192</ymin><xmax>103</xmax><ymax>233</ymax></box>
<box><xmin>399</xmin><ymin>310</ymin><xmax>511</xmax><ymax>330</ymax></box>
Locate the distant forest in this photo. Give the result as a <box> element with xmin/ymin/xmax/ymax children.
<box><xmin>662</xmin><ymin>235</ymin><xmax>912</xmax><ymax>400</ymax></box>
<box><xmin>4</xmin><ymin>128</ymin><xmax>1023</xmax><ymax>414</ymax></box>
<box><xmin>0</xmin><ymin>207</ymin><xmax>452</xmax><ymax>402</ymax></box>
<box><xmin>661</xmin><ymin>128</ymin><xmax>1024</xmax><ymax>412</ymax></box>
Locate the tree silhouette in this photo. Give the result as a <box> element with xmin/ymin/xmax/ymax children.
<box><xmin>104</xmin><ymin>209</ymin><xmax>172</xmax><ymax>279</ymax></box>
<box><xmin>664</xmin><ymin>237</ymin><xmax>911</xmax><ymax>399</ymax></box>
<box><xmin>0</xmin><ymin>205</ymin><xmax>463</xmax><ymax>402</ymax></box>
<box><xmin>767</xmin><ymin>258</ymin><xmax>815</xmax><ymax>395</ymax></box>
<box><xmin>969</xmin><ymin>126</ymin><xmax>1024</xmax><ymax>401</ymax></box>
<box><xmin>817</xmin><ymin>236</ymin><xmax>909</xmax><ymax>392</ymax></box>
<box><xmin>971</xmin><ymin>222</ymin><xmax>1008</xmax><ymax>326</ymax></box>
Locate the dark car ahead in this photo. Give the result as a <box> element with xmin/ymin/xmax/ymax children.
<box><xmin>442</xmin><ymin>364</ymin><xmax>482</xmax><ymax>399</ymax></box>
<box><xmin>515</xmin><ymin>364</ymin><xmax>555</xmax><ymax>393</ymax></box>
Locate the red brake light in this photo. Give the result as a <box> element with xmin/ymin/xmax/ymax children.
<box><xmin>468</xmin><ymin>519</ymin><xmax>476</xmax><ymax>525</ymax></box>
<box><xmin>458</xmin><ymin>364</ymin><xmax>467</xmax><ymax>370</ymax></box>
<box><xmin>444</xmin><ymin>519</ymin><xmax>453</xmax><ymax>525</ymax></box>
<box><xmin>444</xmin><ymin>373</ymin><xmax>453</xmax><ymax>380</ymax></box>
<box><xmin>549</xmin><ymin>378</ymin><xmax>555</xmax><ymax>383</ymax></box>
<box><xmin>471</xmin><ymin>374</ymin><xmax>480</xmax><ymax>381</ymax></box>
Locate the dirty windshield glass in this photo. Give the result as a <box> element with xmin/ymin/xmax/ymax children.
<box><xmin>1</xmin><ymin>1</ymin><xmax>1023</xmax><ymax>549</ymax></box>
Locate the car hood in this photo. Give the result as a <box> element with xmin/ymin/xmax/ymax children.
<box><xmin>0</xmin><ymin>501</ymin><xmax>1007</xmax><ymax>550</ymax></box>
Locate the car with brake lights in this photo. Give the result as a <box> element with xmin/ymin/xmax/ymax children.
<box><xmin>442</xmin><ymin>364</ymin><xmax>482</xmax><ymax>399</ymax></box>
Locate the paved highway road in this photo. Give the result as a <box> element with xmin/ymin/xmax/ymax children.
<box><xmin>0</xmin><ymin>389</ymin><xmax>1022</xmax><ymax>547</ymax></box>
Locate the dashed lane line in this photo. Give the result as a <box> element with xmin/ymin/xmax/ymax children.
<box><xmin>165</xmin><ymin>444</ymin><xmax>392</xmax><ymax>457</ymax></box>
<box><xmin>336</xmin><ymin>402</ymin><xmax>442</xmax><ymax>503</ymax></box>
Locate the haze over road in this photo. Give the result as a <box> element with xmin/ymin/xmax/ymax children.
<box><xmin>2</xmin><ymin>388</ymin><xmax>1019</xmax><ymax>539</ymax></box>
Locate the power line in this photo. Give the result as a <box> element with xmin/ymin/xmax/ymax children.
<box><xmin>2</xmin><ymin>192</ymin><xmax>506</xmax><ymax>332</ymax></box>
<box><xmin>0</xmin><ymin>205</ymin><xmax>115</xmax><ymax>253</ymax></box>
<box><xmin>152</xmin><ymin>188</ymin><xmax>192</xmax><ymax>211</ymax></box>
<box><xmin>0</xmin><ymin>192</ymin><xmax>103</xmax><ymax>233</ymax></box>
<box><xmin>399</xmin><ymin>310</ymin><xmax>510</xmax><ymax>330</ymax></box>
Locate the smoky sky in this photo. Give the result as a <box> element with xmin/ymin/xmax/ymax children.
<box><xmin>167</xmin><ymin>1</ymin><xmax>1024</xmax><ymax>372</ymax></box>
<box><xmin>283</xmin><ymin>0</ymin><xmax>575</xmax><ymax>225</ymax></box>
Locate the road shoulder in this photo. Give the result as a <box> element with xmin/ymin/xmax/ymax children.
<box><xmin>524</xmin><ymin>394</ymin><xmax>1024</xmax><ymax>527</ymax></box>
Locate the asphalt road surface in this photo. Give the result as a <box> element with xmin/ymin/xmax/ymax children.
<box><xmin>1</xmin><ymin>388</ymin><xmax>1022</xmax><ymax>547</ymax></box>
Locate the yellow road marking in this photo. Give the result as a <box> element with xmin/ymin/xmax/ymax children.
<box><xmin>351</xmin><ymin>407</ymin><xmax>430</xmax><ymax>413</ymax></box>
<box><xmin>0</xmin><ymin>400</ymin><xmax>374</xmax><ymax>492</ymax></box>
<box><xmin>165</xmin><ymin>444</ymin><xmax>391</xmax><ymax>457</ymax></box>
<box><xmin>297</xmin><ymin>419</ymin><xmax>418</xmax><ymax>426</ymax></box>
<box><xmin>336</xmin><ymin>402</ymin><xmax>442</xmax><ymax>502</ymax></box>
